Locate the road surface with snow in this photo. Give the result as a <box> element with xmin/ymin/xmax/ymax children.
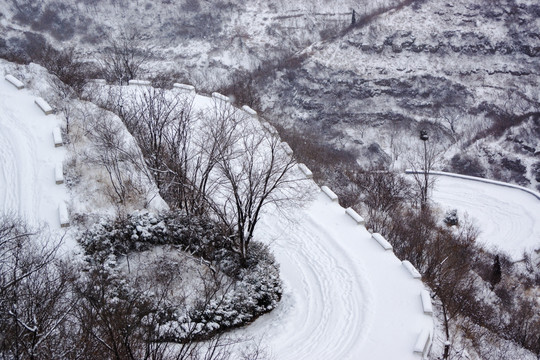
<box><xmin>430</xmin><ymin>173</ymin><xmax>540</xmax><ymax>260</ymax></box>
<box><xmin>0</xmin><ymin>76</ymin><xmax>68</xmax><ymax>232</ymax></box>
<box><xmin>243</xmin><ymin>170</ymin><xmax>433</xmax><ymax>359</ymax></box>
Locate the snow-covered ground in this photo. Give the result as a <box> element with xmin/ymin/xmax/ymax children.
<box><xmin>240</xmin><ymin>175</ymin><xmax>434</xmax><ymax>359</ymax></box>
<box><xmin>2</xmin><ymin>76</ymin><xmax>434</xmax><ymax>359</ymax></box>
<box><xmin>429</xmin><ymin>173</ymin><xmax>540</xmax><ymax>261</ymax></box>
<box><xmin>0</xmin><ymin>75</ymin><xmax>69</xmax><ymax>240</ymax></box>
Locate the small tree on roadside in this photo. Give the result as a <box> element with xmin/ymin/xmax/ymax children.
<box><xmin>345</xmin><ymin>167</ymin><xmax>413</xmax><ymax>233</ymax></box>
<box><xmin>216</xmin><ymin>124</ymin><xmax>302</xmax><ymax>265</ymax></box>
<box><xmin>407</xmin><ymin>129</ymin><xmax>445</xmax><ymax>210</ymax></box>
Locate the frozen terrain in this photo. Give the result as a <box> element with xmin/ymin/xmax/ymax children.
<box><xmin>1</xmin><ymin>76</ymin><xmax>434</xmax><ymax>358</ymax></box>
<box><xmin>241</xmin><ymin>175</ymin><xmax>433</xmax><ymax>359</ymax></box>
<box><xmin>0</xmin><ymin>75</ymin><xmax>68</xmax><ymax>234</ymax></box>
<box><xmin>430</xmin><ymin>172</ymin><xmax>540</xmax><ymax>261</ymax></box>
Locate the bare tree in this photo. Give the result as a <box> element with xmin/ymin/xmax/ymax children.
<box><xmin>84</xmin><ymin>112</ymin><xmax>147</xmax><ymax>206</ymax></box>
<box><xmin>437</xmin><ymin>106</ymin><xmax>463</xmax><ymax>142</ymax></box>
<box><xmin>115</xmin><ymin>87</ymin><xmax>207</xmax><ymax>213</ymax></box>
<box><xmin>124</xmin><ymin>87</ymin><xmax>186</xmax><ymax>178</ymax></box>
<box><xmin>215</xmin><ymin>124</ymin><xmax>300</xmax><ymax>265</ymax></box>
<box><xmin>407</xmin><ymin>130</ymin><xmax>445</xmax><ymax>209</ymax></box>
<box><xmin>100</xmin><ymin>26</ymin><xmax>153</xmax><ymax>85</ymax></box>
<box><xmin>0</xmin><ymin>215</ymin><xmax>77</xmax><ymax>360</ymax></box>
<box><xmin>346</xmin><ymin>168</ymin><xmax>413</xmax><ymax>233</ymax></box>
<box><xmin>178</xmin><ymin>99</ymin><xmax>242</xmax><ymax>215</ymax></box>
<box><xmin>94</xmin><ymin>87</ymin><xmax>303</xmax><ymax>266</ymax></box>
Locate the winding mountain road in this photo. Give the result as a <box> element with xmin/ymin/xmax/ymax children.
<box><xmin>1</xmin><ymin>79</ymin><xmax>434</xmax><ymax>359</ymax></box>
<box><xmin>242</xmin><ymin>170</ymin><xmax>433</xmax><ymax>359</ymax></box>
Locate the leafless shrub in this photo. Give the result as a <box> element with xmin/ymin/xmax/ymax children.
<box><xmin>345</xmin><ymin>168</ymin><xmax>413</xmax><ymax>233</ymax></box>
<box><xmin>100</xmin><ymin>27</ymin><xmax>153</xmax><ymax>85</ymax></box>
<box><xmin>406</xmin><ymin>137</ymin><xmax>446</xmax><ymax>209</ymax></box>
<box><xmin>84</xmin><ymin>111</ymin><xmax>147</xmax><ymax>206</ymax></box>
<box><xmin>217</xmin><ymin>71</ymin><xmax>260</xmax><ymax>109</ymax></box>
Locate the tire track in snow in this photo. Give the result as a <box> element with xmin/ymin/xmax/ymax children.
<box><xmin>0</xmin><ymin>118</ymin><xmax>19</xmax><ymax>215</ymax></box>
<box><xmin>431</xmin><ymin>175</ymin><xmax>540</xmax><ymax>259</ymax></box>
<box><xmin>245</xmin><ymin>195</ymin><xmax>373</xmax><ymax>360</ymax></box>
<box><xmin>301</xmin><ymin>213</ymin><xmax>373</xmax><ymax>360</ymax></box>
<box><xmin>0</xmin><ymin>96</ymin><xmax>41</xmax><ymax>225</ymax></box>
<box><xmin>0</xmin><ymin>78</ymin><xmax>67</xmax><ymax>230</ymax></box>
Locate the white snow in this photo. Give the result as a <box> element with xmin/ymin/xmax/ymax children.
<box><xmin>345</xmin><ymin>207</ymin><xmax>365</xmax><ymax>225</ymax></box>
<box><xmin>242</xmin><ymin>105</ymin><xmax>258</xmax><ymax>117</ymax></box>
<box><xmin>297</xmin><ymin>163</ymin><xmax>313</xmax><ymax>178</ymax></box>
<box><xmin>88</xmin><ymin>79</ymin><xmax>107</xmax><ymax>85</ymax></box>
<box><xmin>58</xmin><ymin>202</ymin><xmax>69</xmax><ymax>228</ymax></box>
<box><xmin>1</xmin><ymin>76</ymin><xmax>435</xmax><ymax>358</ymax></box>
<box><xmin>402</xmin><ymin>260</ymin><xmax>422</xmax><ymax>279</ymax></box>
<box><xmin>429</xmin><ymin>173</ymin><xmax>540</xmax><ymax>260</ymax></box>
<box><xmin>211</xmin><ymin>92</ymin><xmax>231</xmax><ymax>103</ymax></box>
<box><xmin>0</xmin><ymin>76</ymin><xmax>69</xmax><ymax>234</ymax></box>
<box><xmin>261</xmin><ymin>121</ymin><xmax>278</xmax><ymax>135</ymax></box>
<box><xmin>34</xmin><ymin>97</ymin><xmax>54</xmax><ymax>115</ymax></box>
<box><xmin>54</xmin><ymin>162</ymin><xmax>64</xmax><ymax>184</ymax></box>
<box><xmin>173</xmin><ymin>83</ymin><xmax>196</xmax><ymax>93</ymax></box>
<box><xmin>413</xmin><ymin>328</ymin><xmax>432</xmax><ymax>357</ymax></box>
<box><xmin>128</xmin><ymin>79</ymin><xmax>151</xmax><ymax>86</ymax></box>
<box><xmin>420</xmin><ymin>290</ymin><xmax>433</xmax><ymax>315</ymax></box>
<box><xmin>281</xmin><ymin>141</ymin><xmax>294</xmax><ymax>156</ymax></box>
<box><xmin>5</xmin><ymin>74</ymin><xmax>24</xmax><ymax>90</ymax></box>
<box><xmin>320</xmin><ymin>185</ymin><xmax>339</xmax><ymax>202</ymax></box>
<box><xmin>52</xmin><ymin>127</ymin><xmax>63</xmax><ymax>147</ymax></box>
<box><xmin>372</xmin><ymin>232</ymin><xmax>393</xmax><ymax>251</ymax></box>
<box><xmin>240</xmin><ymin>187</ymin><xmax>433</xmax><ymax>359</ymax></box>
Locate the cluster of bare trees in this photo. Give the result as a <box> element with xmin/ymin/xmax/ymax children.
<box><xmin>100</xmin><ymin>27</ymin><xmax>153</xmax><ymax>85</ymax></box>
<box><xmin>94</xmin><ymin>86</ymin><xmax>301</xmax><ymax>265</ymax></box>
<box><xmin>0</xmin><ymin>216</ymin><xmax>72</xmax><ymax>359</ymax></box>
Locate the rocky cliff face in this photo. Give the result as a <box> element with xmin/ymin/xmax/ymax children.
<box><xmin>256</xmin><ymin>0</ymin><xmax>540</xmax><ymax>189</ymax></box>
<box><xmin>1</xmin><ymin>0</ymin><xmax>538</xmax><ymax>188</ymax></box>
<box><xmin>0</xmin><ymin>0</ymin><xmax>391</xmax><ymax>87</ymax></box>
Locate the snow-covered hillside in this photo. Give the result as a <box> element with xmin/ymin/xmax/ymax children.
<box><xmin>256</xmin><ymin>0</ymin><xmax>540</xmax><ymax>188</ymax></box>
<box><xmin>0</xmin><ymin>0</ymin><xmax>398</xmax><ymax>87</ymax></box>
<box><xmin>2</xmin><ymin>0</ymin><xmax>540</xmax><ymax>356</ymax></box>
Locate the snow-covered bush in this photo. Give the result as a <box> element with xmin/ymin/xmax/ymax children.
<box><xmin>443</xmin><ymin>209</ymin><xmax>459</xmax><ymax>226</ymax></box>
<box><xmin>77</xmin><ymin>211</ymin><xmax>282</xmax><ymax>341</ymax></box>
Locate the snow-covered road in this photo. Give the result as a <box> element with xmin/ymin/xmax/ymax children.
<box><xmin>0</xmin><ymin>76</ymin><xmax>68</xmax><ymax>230</ymax></box>
<box><xmin>245</xmin><ymin>172</ymin><xmax>433</xmax><ymax>359</ymax></box>
<box><xmin>430</xmin><ymin>173</ymin><xmax>540</xmax><ymax>260</ymax></box>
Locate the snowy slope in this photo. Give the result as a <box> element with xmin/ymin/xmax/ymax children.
<box><xmin>428</xmin><ymin>173</ymin><xmax>540</xmax><ymax>261</ymax></box>
<box><xmin>0</xmin><ymin>74</ymin><xmax>68</xmax><ymax>232</ymax></box>
<box><xmin>241</xmin><ymin>173</ymin><xmax>434</xmax><ymax>359</ymax></box>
